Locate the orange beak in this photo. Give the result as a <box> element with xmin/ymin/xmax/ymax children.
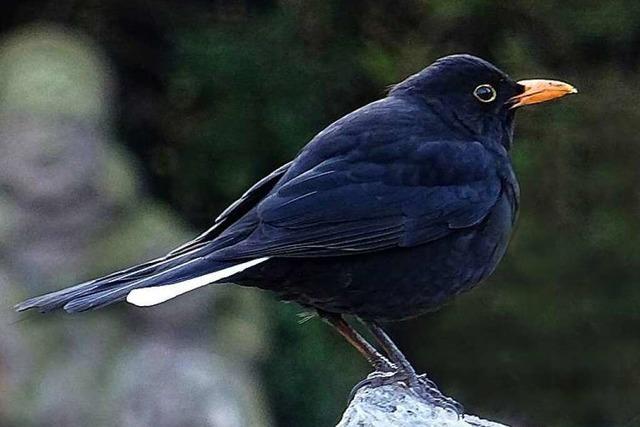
<box><xmin>509</xmin><ymin>79</ymin><xmax>578</xmax><ymax>109</ymax></box>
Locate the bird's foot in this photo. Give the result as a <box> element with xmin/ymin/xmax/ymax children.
<box><xmin>414</xmin><ymin>373</ymin><xmax>464</xmax><ymax>415</ymax></box>
<box><xmin>348</xmin><ymin>360</ymin><xmax>397</xmax><ymax>401</ymax></box>
<box><xmin>350</xmin><ymin>370</ymin><xmax>463</xmax><ymax>415</ymax></box>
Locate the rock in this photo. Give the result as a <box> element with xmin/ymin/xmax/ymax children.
<box><xmin>337</xmin><ymin>384</ymin><xmax>508</xmax><ymax>427</ymax></box>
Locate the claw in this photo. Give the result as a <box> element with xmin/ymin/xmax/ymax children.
<box><xmin>415</xmin><ymin>374</ymin><xmax>463</xmax><ymax>413</ymax></box>
<box><xmin>412</xmin><ymin>376</ymin><xmax>464</xmax><ymax>415</ymax></box>
<box><xmin>416</xmin><ymin>373</ymin><xmax>437</xmax><ymax>389</ymax></box>
<box><xmin>349</xmin><ymin>370</ymin><xmax>464</xmax><ymax>416</ymax></box>
<box><xmin>348</xmin><ymin>369</ymin><xmax>397</xmax><ymax>402</ymax></box>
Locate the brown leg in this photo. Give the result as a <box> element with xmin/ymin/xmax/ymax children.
<box><xmin>364</xmin><ymin>321</ymin><xmax>420</xmax><ymax>384</ymax></box>
<box><xmin>360</xmin><ymin>319</ymin><xmax>464</xmax><ymax>414</ymax></box>
<box><xmin>319</xmin><ymin>311</ymin><xmax>393</xmax><ymax>372</ymax></box>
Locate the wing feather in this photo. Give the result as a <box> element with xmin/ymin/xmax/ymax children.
<box><xmin>214</xmin><ymin>154</ymin><xmax>502</xmax><ymax>259</ymax></box>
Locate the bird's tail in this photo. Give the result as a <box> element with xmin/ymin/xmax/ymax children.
<box><xmin>14</xmin><ymin>251</ymin><xmax>268</xmax><ymax>314</ymax></box>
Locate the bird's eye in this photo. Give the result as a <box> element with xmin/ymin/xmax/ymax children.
<box><xmin>473</xmin><ymin>84</ymin><xmax>497</xmax><ymax>103</ymax></box>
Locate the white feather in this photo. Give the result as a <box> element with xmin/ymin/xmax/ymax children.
<box><xmin>126</xmin><ymin>257</ymin><xmax>269</xmax><ymax>307</ymax></box>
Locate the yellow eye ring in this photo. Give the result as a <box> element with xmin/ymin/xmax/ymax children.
<box><xmin>473</xmin><ymin>84</ymin><xmax>497</xmax><ymax>103</ymax></box>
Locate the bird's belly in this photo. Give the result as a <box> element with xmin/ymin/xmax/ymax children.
<box><xmin>233</xmin><ymin>195</ymin><xmax>514</xmax><ymax>321</ymax></box>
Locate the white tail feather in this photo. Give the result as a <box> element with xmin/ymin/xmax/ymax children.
<box><xmin>126</xmin><ymin>257</ymin><xmax>269</xmax><ymax>307</ymax></box>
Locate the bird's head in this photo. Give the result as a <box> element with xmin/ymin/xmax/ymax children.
<box><xmin>389</xmin><ymin>54</ymin><xmax>577</xmax><ymax>150</ymax></box>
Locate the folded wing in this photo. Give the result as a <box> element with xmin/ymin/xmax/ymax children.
<box><xmin>216</xmin><ymin>143</ymin><xmax>503</xmax><ymax>259</ymax></box>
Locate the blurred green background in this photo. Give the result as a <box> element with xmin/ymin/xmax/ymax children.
<box><xmin>2</xmin><ymin>1</ymin><xmax>640</xmax><ymax>426</ymax></box>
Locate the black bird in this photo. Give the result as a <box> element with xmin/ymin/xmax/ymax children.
<box><xmin>16</xmin><ymin>54</ymin><xmax>576</xmax><ymax>411</ymax></box>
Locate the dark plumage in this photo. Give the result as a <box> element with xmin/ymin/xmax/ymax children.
<box><xmin>16</xmin><ymin>54</ymin><xmax>576</xmax><ymax>410</ymax></box>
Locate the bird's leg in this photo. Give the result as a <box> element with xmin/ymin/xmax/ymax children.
<box><xmin>319</xmin><ymin>312</ymin><xmax>394</xmax><ymax>372</ymax></box>
<box><xmin>365</xmin><ymin>321</ymin><xmax>422</xmax><ymax>385</ymax></box>
<box><xmin>361</xmin><ymin>320</ymin><xmax>464</xmax><ymax>414</ymax></box>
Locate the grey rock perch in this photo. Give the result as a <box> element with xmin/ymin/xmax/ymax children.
<box><xmin>337</xmin><ymin>384</ymin><xmax>509</xmax><ymax>427</ymax></box>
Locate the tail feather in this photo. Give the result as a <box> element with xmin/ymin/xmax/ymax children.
<box><xmin>14</xmin><ymin>246</ymin><xmax>206</xmax><ymax>313</ymax></box>
<box><xmin>14</xmin><ymin>257</ymin><xmax>171</xmax><ymax>313</ymax></box>
<box><xmin>14</xmin><ymin>280</ymin><xmax>104</xmax><ymax>313</ymax></box>
<box><xmin>126</xmin><ymin>257</ymin><xmax>269</xmax><ymax>307</ymax></box>
<box><xmin>15</xmin><ymin>250</ymin><xmax>266</xmax><ymax>313</ymax></box>
<box><xmin>62</xmin><ymin>257</ymin><xmax>213</xmax><ymax>313</ymax></box>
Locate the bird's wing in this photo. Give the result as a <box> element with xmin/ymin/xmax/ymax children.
<box><xmin>218</xmin><ymin>141</ymin><xmax>504</xmax><ymax>259</ymax></box>
<box><xmin>167</xmin><ymin>161</ymin><xmax>292</xmax><ymax>257</ymax></box>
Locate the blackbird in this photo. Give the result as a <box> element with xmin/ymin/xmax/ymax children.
<box><xmin>16</xmin><ymin>54</ymin><xmax>576</xmax><ymax>411</ymax></box>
